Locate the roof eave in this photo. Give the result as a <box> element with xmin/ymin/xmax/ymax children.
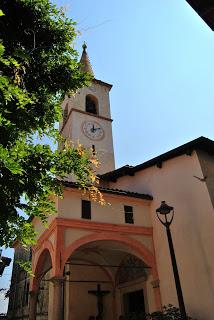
<box><xmin>62</xmin><ymin>181</ymin><xmax>153</xmax><ymax>201</ymax></box>
<box><xmin>186</xmin><ymin>0</ymin><xmax>214</xmax><ymax>31</ymax></box>
<box><xmin>100</xmin><ymin>136</ymin><xmax>214</xmax><ymax>182</ymax></box>
<box><xmin>93</xmin><ymin>78</ymin><xmax>113</xmax><ymax>90</ymax></box>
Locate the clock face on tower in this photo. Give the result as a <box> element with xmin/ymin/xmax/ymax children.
<box><xmin>82</xmin><ymin>120</ymin><xmax>104</xmax><ymax>140</ymax></box>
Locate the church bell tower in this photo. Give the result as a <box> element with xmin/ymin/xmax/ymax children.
<box><xmin>60</xmin><ymin>43</ymin><xmax>115</xmax><ymax>175</ymax></box>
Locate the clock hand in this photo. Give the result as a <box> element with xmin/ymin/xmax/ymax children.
<box><xmin>91</xmin><ymin>124</ymin><xmax>95</xmax><ymax>133</ymax></box>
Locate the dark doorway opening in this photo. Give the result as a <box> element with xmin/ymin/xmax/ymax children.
<box><xmin>123</xmin><ymin>289</ymin><xmax>145</xmax><ymax>316</ymax></box>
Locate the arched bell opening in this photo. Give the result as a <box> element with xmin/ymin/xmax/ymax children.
<box><xmin>85</xmin><ymin>94</ymin><xmax>99</xmax><ymax>115</ymax></box>
<box><xmin>62</xmin><ymin>239</ymin><xmax>156</xmax><ymax>320</ymax></box>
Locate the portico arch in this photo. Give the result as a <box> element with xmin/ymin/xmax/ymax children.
<box><xmin>61</xmin><ymin>231</ymin><xmax>162</xmax><ymax>319</ymax></box>
<box><xmin>31</xmin><ymin>241</ymin><xmax>54</xmax><ymax>291</ymax></box>
<box><xmin>29</xmin><ymin>243</ymin><xmax>54</xmax><ymax>320</ymax></box>
<box><xmin>62</xmin><ymin>232</ymin><xmax>156</xmax><ymax>276</ymax></box>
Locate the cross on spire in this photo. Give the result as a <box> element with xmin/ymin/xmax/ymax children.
<box><xmin>82</xmin><ymin>42</ymin><xmax>87</xmax><ymax>52</ymax></box>
<box><xmin>79</xmin><ymin>42</ymin><xmax>94</xmax><ymax>76</ymax></box>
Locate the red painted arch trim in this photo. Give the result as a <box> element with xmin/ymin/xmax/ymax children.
<box><xmin>33</xmin><ymin>240</ymin><xmax>54</xmax><ymax>273</ymax></box>
<box><xmin>31</xmin><ymin>240</ymin><xmax>54</xmax><ymax>291</ymax></box>
<box><xmin>57</xmin><ymin>217</ymin><xmax>153</xmax><ymax>236</ymax></box>
<box><xmin>61</xmin><ymin>232</ymin><xmax>155</xmax><ymax>277</ymax></box>
<box><xmin>33</xmin><ymin>218</ymin><xmax>153</xmax><ymax>255</ymax></box>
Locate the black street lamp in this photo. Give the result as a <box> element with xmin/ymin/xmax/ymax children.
<box><xmin>156</xmin><ymin>201</ymin><xmax>187</xmax><ymax>320</ymax></box>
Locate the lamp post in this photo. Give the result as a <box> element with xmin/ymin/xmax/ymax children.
<box><xmin>156</xmin><ymin>201</ymin><xmax>187</xmax><ymax>320</ymax></box>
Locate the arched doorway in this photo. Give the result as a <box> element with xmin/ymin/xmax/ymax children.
<box><xmin>37</xmin><ymin>269</ymin><xmax>52</xmax><ymax>320</ymax></box>
<box><xmin>62</xmin><ymin>239</ymin><xmax>156</xmax><ymax>320</ymax></box>
<box><xmin>31</xmin><ymin>248</ymin><xmax>53</xmax><ymax>320</ymax></box>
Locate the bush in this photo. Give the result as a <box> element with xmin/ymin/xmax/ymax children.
<box><xmin>123</xmin><ymin>305</ymin><xmax>197</xmax><ymax>320</ymax></box>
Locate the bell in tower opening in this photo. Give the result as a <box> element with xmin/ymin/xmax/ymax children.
<box><xmin>86</xmin><ymin>95</ymin><xmax>98</xmax><ymax>115</ymax></box>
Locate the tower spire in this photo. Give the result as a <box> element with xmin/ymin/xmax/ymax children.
<box><xmin>79</xmin><ymin>42</ymin><xmax>94</xmax><ymax>76</ymax></box>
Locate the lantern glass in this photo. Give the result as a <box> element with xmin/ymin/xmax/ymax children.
<box><xmin>156</xmin><ymin>201</ymin><xmax>173</xmax><ymax>215</ymax></box>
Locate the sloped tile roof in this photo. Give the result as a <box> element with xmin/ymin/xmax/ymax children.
<box><xmin>62</xmin><ymin>181</ymin><xmax>153</xmax><ymax>200</ymax></box>
<box><xmin>100</xmin><ymin>136</ymin><xmax>214</xmax><ymax>182</ymax></box>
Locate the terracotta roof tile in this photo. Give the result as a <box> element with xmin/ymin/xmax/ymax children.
<box><xmin>62</xmin><ymin>181</ymin><xmax>152</xmax><ymax>200</ymax></box>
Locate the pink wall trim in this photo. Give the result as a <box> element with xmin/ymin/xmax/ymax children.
<box><xmin>33</xmin><ymin>219</ymin><xmax>56</xmax><ymax>251</ymax></box>
<box><xmin>61</xmin><ymin>232</ymin><xmax>162</xmax><ymax>310</ymax></box>
<box><xmin>33</xmin><ymin>217</ymin><xmax>152</xmax><ymax>254</ymax></box>
<box><xmin>61</xmin><ymin>232</ymin><xmax>155</xmax><ymax>276</ymax></box>
<box><xmin>31</xmin><ymin>218</ymin><xmax>162</xmax><ymax>311</ymax></box>
<box><xmin>31</xmin><ymin>240</ymin><xmax>54</xmax><ymax>291</ymax></box>
<box><xmin>57</xmin><ymin>217</ymin><xmax>153</xmax><ymax>235</ymax></box>
<box><xmin>53</xmin><ymin>225</ymin><xmax>64</xmax><ymax>275</ymax></box>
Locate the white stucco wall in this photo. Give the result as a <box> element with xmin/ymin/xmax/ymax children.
<box><xmin>58</xmin><ymin>189</ymin><xmax>152</xmax><ymax>227</ymax></box>
<box><xmin>64</xmin><ymin>262</ymin><xmax>114</xmax><ymax>320</ymax></box>
<box><xmin>108</xmin><ymin>151</ymin><xmax>214</xmax><ymax>320</ymax></box>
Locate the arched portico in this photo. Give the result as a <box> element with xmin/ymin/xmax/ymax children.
<box><xmin>29</xmin><ymin>244</ymin><xmax>53</xmax><ymax>320</ymax></box>
<box><xmin>61</xmin><ymin>232</ymin><xmax>156</xmax><ymax>275</ymax></box>
<box><xmin>29</xmin><ymin>219</ymin><xmax>162</xmax><ymax>320</ymax></box>
<box><xmin>31</xmin><ymin>240</ymin><xmax>54</xmax><ymax>291</ymax></box>
<box><xmin>61</xmin><ymin>232</ymin><xmax>161</xmax><ymax>320</ymax></box>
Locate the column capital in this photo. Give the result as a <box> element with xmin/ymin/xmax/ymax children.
<box><xmin>49</xmin><ymin>276</ymin><xmax>65</xmax><ymax>286</ymax></box>
<box><xmin>151</xmin><ymin>279</ymin><xmax>160</xmax><ymax>288</ymax></box>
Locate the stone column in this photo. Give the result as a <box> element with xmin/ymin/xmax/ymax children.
<box><xmin>112</xmin><ymin>287</ymin><xmax>118</xmax><ymax>320</ymax></box>
<box><xmin>115</xmin><ymin>287</ymin><xmax>122</xmax><ymax>319</ymax></box>
<box><xmin>49</xmin><ymin>276</ymin><xmax>65</xmax><ymax>320</ymax></box>
<box><xmin>29</xmin><ymin>290</ymin><xmax>38</xmax><ymax>320</ymax></box>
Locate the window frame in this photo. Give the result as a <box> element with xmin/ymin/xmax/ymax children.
<box><xmin>81</xmin><ymin>200</ymin><xmax>91</xmax><ymax>220</ymax></box>
<box><xmin>124</xmin><ymin>205</ymin><xmax>134</xmax><ymax>224</ymax></box>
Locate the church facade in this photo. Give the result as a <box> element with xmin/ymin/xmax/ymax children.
<box><xmin>7</xmin><ymin>45</ymin><xmax>214</xmax><ymax>320</ymax></box>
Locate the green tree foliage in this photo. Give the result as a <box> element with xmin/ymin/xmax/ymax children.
<box><xmin>123</xmin><ymin>305</ymin><xmax>196</xmax><ymax>320</ymax></box>
<box><xmin>0</xmin><ymin>0</ymin><xmax>101</xmax><ymax>247</ymax></box>
<box><xmin>146</xmin><ymin>305</ymin><xmax>196</xmax><ymax>320</ymax></box>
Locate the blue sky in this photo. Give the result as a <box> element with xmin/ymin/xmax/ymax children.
<box><xmin>1</xmin><ymin>0</ymin><xmax>214</xmax><ymax>314</ymax></box>
<box><xmin>58</xmin><ymin>0</ymin><xmax>214</xmax><ymax>167</ymax></box>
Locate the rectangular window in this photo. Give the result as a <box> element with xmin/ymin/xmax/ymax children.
<box><xmin>124</xmin><ymin>205</ymin><xmax>134</xmax><ymax>224</ymax></box>
<box><xmin>82</xmin><ymin>200</ymin><xmax>91</xmax><ymax>219</ymax></box>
